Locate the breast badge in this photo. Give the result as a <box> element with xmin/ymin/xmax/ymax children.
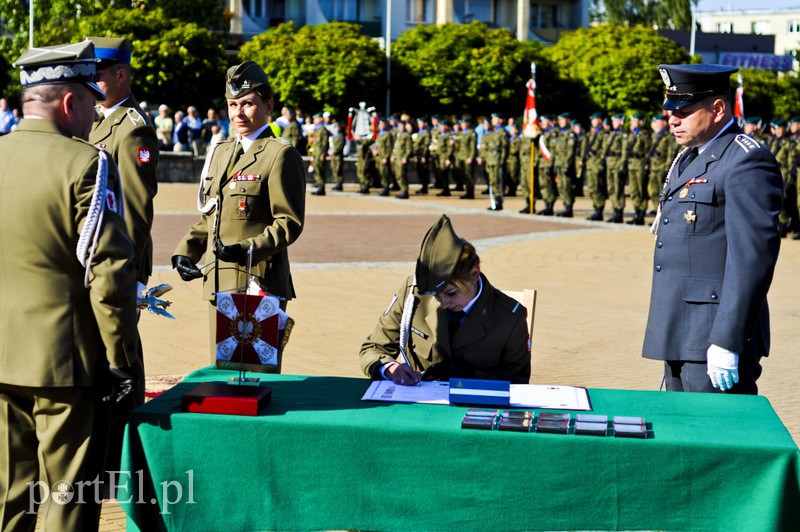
<box><xmin>684</xmin><ymin>210</ymin><xmax>697</xmax><ymax>224</ymax></box>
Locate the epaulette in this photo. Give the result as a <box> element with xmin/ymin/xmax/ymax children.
<box><xmin>126</xmin><ymin>107</ymin><xmax>146</xmax><ymax>127</ymax></box>
<box><xmin>734</xmin><ymin>134</ymin><xmax>761</xmax><ymax>154</ymax></box>
<box><xmin>494</xmin><ymin>291</ymin><xmax>522</xmax><ymax>313</ymax></box>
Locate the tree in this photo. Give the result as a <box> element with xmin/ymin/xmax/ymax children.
<box><xmin>392</xmin><ymin>21</ymin><xmax>543</xmax><ymax>116</ymax></box>
<box><xmin>132</xmin><ymin>0</ymin><xmax>226</xmax><ymax>30</ymax></box>
<box><xmin>239</xmin><ymin>22</ymin><xmax>385</xmax><ymax>116</ymax></box>
<box><xmin>545</xmin><ymin>24</ymin><xmax>690</xmax><ymax>114</ymax></box>
<box><xmin>77</xmin><ymin>9</ymin><xmax>228</xmax><ymax>111</ymax></box>
<box><xmin>592</xmin><ymin>0</ymin><xmax>691</xmax><ymax>30</ymax></box>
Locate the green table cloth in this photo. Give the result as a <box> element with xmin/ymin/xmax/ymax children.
<box><xmin>119</xmin><ymin>367</ymin><xmax>800</xmax><ymax>531</ymax></box>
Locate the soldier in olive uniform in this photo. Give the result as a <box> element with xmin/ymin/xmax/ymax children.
<box><xmin>518</xmin><ymin>129</ymin><xmax>536</xmax><ymax>214</ymax></box>
<box><xmin>647</xmin><ymin>114</ymin><xmax>675</xmax><ymax>214</ymax></box>
<box><xmin>413</xmin><ymin>116</ymin><xmax>431</xmax><ymax>194</ymax></box>
<box><xmin>281</xmin><ymin>107</ymin><xmax>305</xmax><ymax>154</ymax></box>
<box><xmin>172</xmin><ymin>61</ymin><xmax>306</xmax><ymax>362</ymax></box>
<box><xmin>536</xmin><ymin>115</ymin><xmax>559</xmax><ymax>215</ymax></box>
<box><xmin>456</xmin><ymin>117</ymin><xmax>478</xmax><ymax>199</ymax></box>
<box><xmin>582</xmin><ymin>112</ymin><xmax>608</xmax><ymax>220</ymax></box>
<box><xmin>310</xmin><ymin>113</ymin><xmax>330</xmax><ymax>195</ymax></box>
<box><xmin>625</xmin><ymin>113</ymin><xmax>652</xmax><ymax>225</ymax></box>
<box><xmin>431</xmin><ymin>119</ymin><xmax>453</xmax><ymax>195</ymax></box>
<box><xmin>479</xmin><ymin>113</ymin><xmax>508</xmax><ymax>211</ymax></box>
<box><xmin>506</xmin><ymin>124</ymin><xmax>521</xmax><ymax>197</ymax></box>
<box><xmin>604</xmin><ymin>114</ymin><xmax>627</xmax><ymax>223</ymax></box>
<box><xmin>553</xmin><ymin>113</ymin><xmax>577</xmax><ymax>217</ymax></box>
<box><xmin>359</xmin><ymin>215</ymin><xmax>530</xmax><ymax>385</ymax></box>
<box><xmin>743</xmin><ymin>116</ymin><xmax>765</xmax><ymax>144</ymax></box>
<box><xmin>329</xmin><ymin>121</ymin><xmax>346</xmax><ymax>191</ymax></box>
<box><xmin>387</xmin><ymin>114</ymin><xmax>400</xmax><ymax>190</ymax></box>
<box><xmin>390</xmin><ymin>121</ymin><xmax>413</xmax><ymax>199</ymax></box>
<box><xmin>374</xmin><ymin>118</ymin><xmax>393</xmax><ymax>196</ymax></box>
<box><xmin>0</xmin><ymin>41</ymin><xmax>139</xmax><ymax>532</ymax></box>
<box><xmin>354</xmin><ymin>131</ymin><xmax>375</xmax><ymax>194</ymax></box>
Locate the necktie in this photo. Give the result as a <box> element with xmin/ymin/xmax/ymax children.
<box><xmin>227</xmin><ymin>142</ymin><xmax>244</xmax><ymax>177</ymax></box>
<box><xmin>679</xmin><ymin>147</ymin><xmax>698</xmax><ymax>175</ymax></box>
<box><xmin>448</xmin><ymin>311</ymin><xmax>466</xmax><ymax>343</ymax></box>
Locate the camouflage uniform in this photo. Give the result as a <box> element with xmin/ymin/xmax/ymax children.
<box><xmin>391</xmin><ymin>127</ymin><xmax>413</xmax><ymax>198</ymax></box>
<box><xmin>413</xmin><ymin>123</ymin><xmax>431</xmax><ymax>193</ymax></box>
<box><xmin>604</xmin><ymin>116</ymin><xmax>626</xmax><ymax>223</ymax></box>
<box><xmin>536</xmin><ymin>120</ymin><xmax>558</xmax><ymax>214</ymax></box>
<box><xmin>553</xmin><ymin>125</ymin><xmax>577</xmax><ymax>216</ymax></box>
<box><xmin>518</xmin><ymin>135</ymin><xmax>535</xmax><ymax>213</ymax></box>
<box><xmin>375</xmin><ymin>128</ymin><xmax>393</xmax><ymax>194</ymax></box>
<box><xmin>505</xmin><ymin>131</ymin><xmax>520</xmax><ymax>196</ymax></box>
<box><xmin>625</xmin><ymin>116</ymin><xmax>652</xmax><ymax>225</ymax></box>
<box><xmin>480</xmin><ymin>123</ymin><xmax>508</xmax><ymax>210</ymax></box>
<box><xmin>582</xmin><ymin>119</ymin><xmax>608</xmax><ymax>220</ymax></box>
<box><xmin>456</xmin><ymin>125</ymin><xmax>478</xmax><ymax>198</ymax></box>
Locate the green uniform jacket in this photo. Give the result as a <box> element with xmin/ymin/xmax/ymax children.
<box><xmin>174</xmin><ymin>129</ymin><xmax>306</xmax><ymax>300</ymax></box>
<box><xmin>413</xmin><ymin>128</ymin><xmax>431</xmax><ymax>160</ymax></box>
<box><xmin>281</xmin><ymin>120</ymin><xmax>303</xmax><ymax>151</ymax></box>
<box><xmin>626</xmin><ymin>129</ymin><xmax>651</xmax><ymax>170</ymax></box>
<box><xmin>311</xmin><ymin>126</ymin><xmax>330</xmax><ymax>162</ymax></box>
<box><xmin>0</xmin><ymin>119</ymin><xmax>139</xmax><ymax>387</ymax></box>
<box><xmin>90</xmin><ymin>95</ymin><xmax>158</xmax><ymax>283</ymax></box>
<box><xmin>433</xmin><ymin>131</ymin><xmax>454</xmax><ymax>164</ymax></box>
<box><xmin>392</xmin><ymin>130</ymin><xmax>412</xmax><ymax>159</ymax></box>
<box><xmin>458</xmin><ymin>129</ymin><xmax>477</xmax><ymax>161</ymax></box>
<box><xmin>553</xmin><ymin>129</ymin><xmax>576</xmax><ymax>177</ymax></box>
<box><xmin>376</xmin><ymin>131</ymin><xmax>393</xmax><ymax>161</ymax></box>
<box><xmin>359</xmin><ymin>274</ymin><xmax>530</xmax><ymax>384</ymax></box>
<box><xmin>330</xmin><ymin>132</ymin><xmax>345</xmax><ymax>157</ymax></box>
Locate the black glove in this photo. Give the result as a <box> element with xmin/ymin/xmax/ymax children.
<box><xmin>101</xmin><ymin>365</ymin><xmax>137</xmax><ymax>407</ymax></box>
<box><xmin>171</xmin><ymin>255</ymin><xmax>202</xmax><ymax>281</ymax></box>
<box><xmin>214</xmin><ymin>239</ymin><xmax>247</xmax><ymax>266</ymax></box>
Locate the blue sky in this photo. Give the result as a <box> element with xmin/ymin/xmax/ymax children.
<box><xmin>698</xmin><ymin>0</ymin><xmax>800</xmax><ymax>11</ymax></box>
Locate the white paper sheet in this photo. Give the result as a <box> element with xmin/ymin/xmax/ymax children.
<box><xmin>361</xmin><ymin>380</ymin><xmax>591</xmax><ymax>410</ymax></box>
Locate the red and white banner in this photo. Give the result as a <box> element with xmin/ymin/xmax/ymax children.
<box><xmin>734</xmin><ymin>73</ymin><xmax>745</xmax><ymax>124</ymax></box>
<box><xmin>522</xmin><ymin>77</ymin><xmax>539</xmax><ymax>138</ymax></box>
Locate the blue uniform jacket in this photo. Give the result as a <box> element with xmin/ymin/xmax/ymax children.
<box><xmin>642</xmin><ymin>124</ymin><xmax>782</xmax><ymax>362</ymax></box>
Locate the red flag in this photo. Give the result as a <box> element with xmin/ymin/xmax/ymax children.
<box><xmin>522</xmin><ymin>66</ymin><xmax>538</xmax><ymax>138</ymax></box>
<box><xmin>734</xmin><ymin>73</ymin><xmax>745</xmax><ymax>124</ymax></box>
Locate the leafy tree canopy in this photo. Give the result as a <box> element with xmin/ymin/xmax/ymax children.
<box><xmin>592</xmin><ymin>0</ymin><xmax>691</xmax><ymax>30</ymax></box>
<box><xmin>239</xmin><ymin>21</ymin><xmax>385</xmax><ymax>116</ymax></box>
<box><xmin>392</xmin><ymin>21</ymin><xmax>544</xmax><ymax>116</ymax></box>
<box><xmin>545</xmin><ymin>24</ymin><xmax>690</xmax><ymax>115</ymax></box>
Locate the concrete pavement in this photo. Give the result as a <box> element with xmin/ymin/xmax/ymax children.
<box><xmin>97</xmin><ymin>182</ymin><xmax>800</xmax><ymax>529</ymax></box>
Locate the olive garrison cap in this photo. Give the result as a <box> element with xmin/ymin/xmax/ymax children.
<box><xmin>658</xmin><ymin>63</ymin><xmax>737</xmax><ymax>111</ymax></box>
<box><xmin>744</xmin><ymin>116</ymin><xmax>761</xmax><ymax>125</ymax></box>
<box><xmin>13</xmin><ymin>40</ymin><xmax>105</xmax><ymax>100</ymax></box>
<box><xmin>415</xmin><ymin>215</ymin><xmax>467</xmax><ymax>295</ymax></box>
<box><xmin>589</xmin><ymin>112</ymin><xmax>603</xmax><ymax>120</ymax></box>
<box><xmin>225</xmin><ymin>61</ymin><xmax>273</xmax><ymax>100</ymax></box>
<box><xmin>86</xmin><ymin>36</ymin><xmax>132</xmax><ymax>69</ymax></box>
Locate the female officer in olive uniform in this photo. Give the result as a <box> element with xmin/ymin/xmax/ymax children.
<box><xmin>359</xmin><ymin>215</ymin><xmax>530</xmax><ymax>385</ymax></box>
<box><xmin>172</xmin><ymin>62</ymin><xmax>306</xmax><ymax>363</ymax></box>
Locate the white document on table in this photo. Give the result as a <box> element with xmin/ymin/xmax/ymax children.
<box><xmin>510</xmin><ymin>384</ymin><xmax>591</xmax><ymax>411</ymax></box>
<box><xmin>362</xmin><ymin>380</ymin><xmax>591</xmax><ymax>410</ymax></box>
<box><xmin>361</xmin><ymin>380</ymin><xmax>450</xmax><ymax>405</ymax></box>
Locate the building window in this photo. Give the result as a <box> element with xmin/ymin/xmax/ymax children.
<box><xmin>789</xmin><ymin>20</ymin><xmax>800</xmax><ymax>33</ymax></box>
<box><xmin>531</xmin><ymin>3</ymin><xmax>559</xmax><ymax>29</ymax></box>
<box><xmin>715</xmin><ymin>21</ymin><xmax>733</xmax><ymax>33</ymax></box>
<box><xmin>751</xmin><ymin>20</ymin><xmax>771</xmax><ymax>35</ymax></box>
<box><xmin>407</xmin><ymin>0</ymin><xmax>429</xmax><ymax>23</ymax></box>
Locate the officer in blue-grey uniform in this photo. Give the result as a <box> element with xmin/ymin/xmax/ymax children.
<box><xmin>642</xmin><ymin>64</ymin><xmax>783</xmax><ymax>394</ymax></box>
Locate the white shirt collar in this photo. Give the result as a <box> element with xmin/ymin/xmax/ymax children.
<box><xmin>238</xmin><ymin>123</ymin><xmax>271</xmax><ymax>152</ymax></box>
<box><xmin>697</xmin><ymin>118</ymin><xmax>735</xmax><ymax>155</ymax></box>
<box><xmin>462</xmin><ymin>275</ymin><xmax>483</xmax><ymax>315</ymax></box>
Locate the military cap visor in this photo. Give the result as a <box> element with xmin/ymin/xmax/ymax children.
<box><xmin>13</xmin><ymin>41</ymin><xmax>105</xmax><ymax>100</ymax></box>
<box><xmin>225</xmin><ymin>61</ymin><xmax>273</xmax><ymax>100</ymax></box>
<box><xmin>659</xmin><ymin>63</ymin><xmax>737</xmax><ymax>111</ymax></box>
<box><xmin>415</xmin><ymin>215</ymin><xmax>466</xmax><ymax>295</ymax></box>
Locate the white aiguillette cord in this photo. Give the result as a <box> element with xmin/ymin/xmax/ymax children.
<box><xmin>397</xmin><ymin>275</ymin><xmax>417</xmax><ymax>367</ymax></box>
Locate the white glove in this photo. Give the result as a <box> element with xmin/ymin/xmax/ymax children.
<box><xmin>707</xmin><ymin>344</ymin><xmax>739</xmax><ymax>391</ymax></box>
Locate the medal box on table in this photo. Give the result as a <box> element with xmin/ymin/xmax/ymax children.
<box><xmin>461</xmin><ymin>411</ymin><xmax>653</xmax><ymax>438</ymax></box>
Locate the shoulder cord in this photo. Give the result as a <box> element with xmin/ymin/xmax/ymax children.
<box><xmin>397</xmin><ymin>275</ymin><xmax>417</xmax><ymax>366</ymax></box>
<box><xmin>76</xmin><ymin>151</ymin><xmax>109</xmax><ymax>287</ymax></box>
<box><xmin>197</xmin><ymin>141</ymin><xmax>220</xmax><ymax>214</ymax></box>
<box><xmin>650</xmin><ymin>147</ymin><xmax>688</xmax><ymax>237</ymax></box>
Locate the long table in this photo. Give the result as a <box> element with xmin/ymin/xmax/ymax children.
<box><xmin>119</xmin><ymin>367</ymin><xmax>800</xmax><ymax>531</ymax></box>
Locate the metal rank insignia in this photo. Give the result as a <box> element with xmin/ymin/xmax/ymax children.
<box><xmin>679</xmin><ymin>187</ymin><xmax>689</xmax><ymax>198</ymax></box>
<box><xmin>684</xmin><ymin>210</ymin><xmax>697</xmax><ymax>224</ymax></box>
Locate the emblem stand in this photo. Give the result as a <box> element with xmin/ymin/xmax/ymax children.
<box><xmin>229</xmin><ymin>244</ymin><xmax>261</xmax><ymax>387</ymax></box>
<box><xmin>182</xmin><ymin>245</ymin><xmax>273</xmax><ymax>415</ymax></box>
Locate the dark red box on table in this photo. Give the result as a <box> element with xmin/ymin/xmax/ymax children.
<box><xmin>181</xmin><ymin>382</ymin><xmax>272</xmax><ymax>416</ymax></box>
